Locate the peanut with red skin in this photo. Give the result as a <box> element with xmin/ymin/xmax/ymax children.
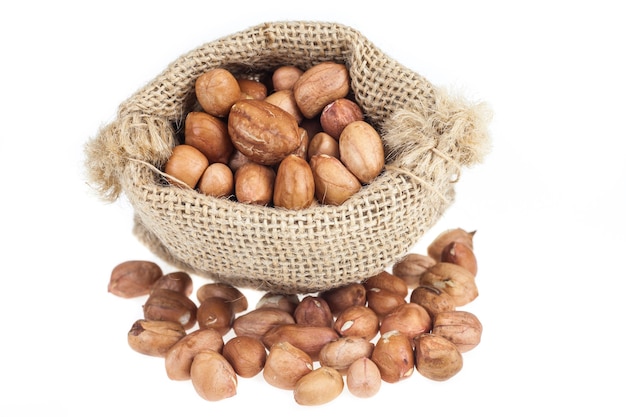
<box><xmin>371</xmin><ymin>330</ymin><xmax>414</xmax><ymax>383</ymax></box>
<box><xmin>190</xmin><ymin>350</ymin><xmax>238</xmax><ymax>401</ymax></box>
<box><xmin>164</xmin><ymin>328</ymin><xmax>224</xmax><ymax>380</ymax></box>
<box><xmin>333</xmin><ymin>305</ymin><xmax>379</xmax><ymax>341</ymax></box>
<box><xmin>108</xmin><ymin>260</ymin><xmax>162</xmax><ymax>298</ymax></box>
<box><xmin>263</xmin><ymin>341</ymin><xmax>313</xmax><ymax>390</ymax></box>
<box><xmin>127</xmin><ymin>319</ymin><xmax>186</xmax><ymax>357</ymax></box>
<box><xmin>233</xmin><ymin>307</ymin><xmax>295</xmax><ymax>339</ymax></box>
<box><xmin>222</xmin><ymin>336</ymin><xmax>267</xmax><ymax>378</ymax></box>
<box><xmin>415</xmin><ymin>333</ymin><xmax>463</xmax><ymax>381</ymax></box>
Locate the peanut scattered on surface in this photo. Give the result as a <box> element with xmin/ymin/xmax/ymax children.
<box><xmin>110</xmin><ymin>225</ymin><xmax>482</xmax><ymax>405</ymax></box>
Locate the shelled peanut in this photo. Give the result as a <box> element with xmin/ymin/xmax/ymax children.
<box><xmin>108</xmin><ymin>226</ymin><xmax>483</xmax><ymax>405</ymax></box>
<box><xmin>163</xmin><ymin>62</ymin><xmax>385</xmax><ymax>208</ymax></box>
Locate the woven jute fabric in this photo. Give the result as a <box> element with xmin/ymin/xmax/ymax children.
<box><xmin>84</xmin><ymin>21</ymin><xmax>491</xmax><ymax>294</ymax></box>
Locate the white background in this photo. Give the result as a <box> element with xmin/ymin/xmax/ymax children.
<box><xmin>2</xmin><ymin>1</ymin><xmax>624</xmax><ymax>415</ymax></box>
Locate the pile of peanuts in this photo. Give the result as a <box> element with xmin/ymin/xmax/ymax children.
<box><xmin>163</xmin><ymin>62</ymin><xmax>386</xmax><ymax>208</ymax></box>
<box><xmin>109</xmin><ymin>227</ymin><xmax>482</xmax><ymax>405</ymax></box>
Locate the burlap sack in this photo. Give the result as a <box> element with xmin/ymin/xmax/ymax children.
<box><xmin>85</xmin><ymin>21</ymin><xmax>491</xmax><ymax>294</ymax></box>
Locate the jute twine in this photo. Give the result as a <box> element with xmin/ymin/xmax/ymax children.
<box><xmin>84</xmin><ymin>21</ymin><xmax>492</xmax><ymax>294</ymax></box>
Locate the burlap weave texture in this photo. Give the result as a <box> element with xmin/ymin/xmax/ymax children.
<box><xmin>85</xmin><ymin>21</ymin><xmax>491</xmax><ymax>294</ymax></box>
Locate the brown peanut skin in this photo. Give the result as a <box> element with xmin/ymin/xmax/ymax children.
<box><xmin>222</xmin><ymin>336</ymin><xmax>267</xmax><ymax>378</ymax></box>
<box><xmin>142</xmin><ymin>289</ymin><xmax>198</xmax><ymax>330</ymax></box>
<box><xmin>293</xmin><ymin>366</ymin><xmax>344</xmax><ymax>406</ymax></box>
<box><xmin>363</xmin><ymin>271</ymin><xmax>409</xmax><ymax>298</ymax></box>
<box><xmin>265</xmin><ymin>89</ymin><xmax>303</xmax><ymax>124</ymax></box>
<box><xmin>195</xmin><ymin>68</ymin><xmax>241</xmax><ymax>118</ymax></box>
<box><xmin>415</xmin><ymin>333</ymin><xmax>463</xmax><ymax>381</ymax></box>
<box><xmin>237</xmin><ymin>164</ymin><xmax>276</xmax><ymax>204</ymax></box>
<box><xmin>366</xmin><ymin>287</ymin><xmax>407</xmax><ymax>319</ymax></box>
<box><xmin>196</xmin><ymin>283</ymin><xmax>248</xmax><ymax>313</ymax></box>
<box><xmin>273</xmin><ymin>154</ymin><xmax>315</xmax><ymax>210</ymax></box>
<box><xmin>164</xmin><ymin>328</ymin><xmax>224</xmax><ymax>381</ymax></box>
<box><xmin>320</xmin><ymin>283</ymin><xmax>367</xmax><ymax>316</ymax></box>
<box><xmin>293</xmin><ymin>62</ymin><xmax>350</xmax><ymax>119</ymax></box>
<box><xmin>320</xmin><ymin>98</ymin><xmax>364</xmax><ymax>139</ymax></box>
<box><xmin>127</xmin><ymin>319</ymin><xmax>186</xmax><ymax>357</ymax></box>
<box><xmin>307</xmin><ymin>131</ymin><xmax>340</xmax><ymax>160</ymax></box>
<box><xmin>427</xmin><ymin>228</ymin><xmax>476</xmax><ymax>260</ymax></box>
<box><xmin>228</xmin><ymin>99</ymin><xmax>301</xmax><ymax>165</ymax></box>
<box><xmin>318</xmin><ymin>336</ymin><xmax>374</xmax><ymax>373</ymax></box>
<box><xmin>338</xmin><ymin>120</ymin><xmax>385</xmax><ymax>184</ymax></box>
<box><xmin>150</xmin><ymin>271</ymin><xmax>193</xmax><ymax>297</ymax></box>
<box><xmin>234</xmin><ymin>162</ymin><xmax>276</xmax><ymax>205</ymax></box>
<box><xmin>232</xmin><ymin>307</ymin><xmax>295</xmax><ymax>339</ymax></box>
<box><xmin>197</xmin><ymin>162</ymin><xmax>234</xmax><ymax>198</ymax></box>
<box><xmin>184</xmin><ymin>111</ymin><xmax>234</xmax><ymax>164</ymax></box>
<box><xmin>420</xmin><ymin>262</ymin><xmax>479</xmax><ymax>306</ymax></box>
<box><xmin>309</xmin><ymin>154</ymin><xmax>361</xmax><ymax>205</ymax></box>
<box><xmin>371</xmin><ymin>330</ymin><xmax>414</xmax><ymax>383</ymax></box>
<box><xmin>237</xmin><ymin>78</ymin><xmax>268</xmax><ymax>100</ymax></box>
<box><xmin>196</xmin><ymin>297</ymin><xmax>234</xmax><ymax>336</ymax></box>
<box><xmin>164</xmin><ymin>144</ymin><xmax>209</xmax><ymax>189</ymax></box>
<box><xmin>293</xmin><ymin>295</ymin><xmax>334</xmax><ymax>327</ymax></box>
<box><xmin>263</xmin><ymin>341</ymin><xmax>313</xmax><ymax>390</ymax></box>
<box><xmin>255</xmin><ymin>293</ymin><xmax>300</xmax><ymax>314</ymax></box>
<box><xmin>432</xmin><ymin>310</ymin><xmax>482</xmax><ymax>352</ymax></box>
<box><xmin>262</xmin><ymin>324</ymin><xmax>338</xmax><ymax>362</ymax></box>
<box><xmin>392</xmin><ymin>253</ymin><xmax>437</xmax><ymax>289</ymax></box>
<box><xmin>379</xmin><ymin>302</ymin><xmax>432</xmax><ymax>345</ymax></box>
<box><xmin>291</xmin><ymin>127</ymin><xmax>310</xmax><ymax>160</ymax></box>
<box><xmin>333</xmin><ymin>305</ymin><xmax>379</xmax><ymax>341</ymax></box>
<box><xmin>108</xmin><ymin>260</ymin><xmax>163</xmax><ymax>298</ymax></box>
<box><xmin>190</xmin><ymin>350</ymin><xmax>238</xmax><ymax>401</ymax></box>
<box><xmin>271</xmin><ymin>65</ymin><xmax>303</xmax><ymax>91</ymax></box>
<box><xmin>410</xmin><ymin>285</ymin><xmax>457</xmax><ymax>319</ymax></box>
<box><xmin>441</xmin><ymin>241</ymin><xmax>478</xmax><ymax>276</ymax></box>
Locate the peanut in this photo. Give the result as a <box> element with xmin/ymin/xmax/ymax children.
<box><xmin>143</xmin><ymin>289</ymin><xmax>198</xmax><ymax>330</ymax></box>
<box><xmin>309</xmin><ymin>154</ymin><xmax>361</xmax><ymax>205</ymax></box>
<box><xmin>184</xmin><ymin>111</ymin><xmax>233</xmax><ymax>164</ymax></box>
<box><xmin>150</xmin><ymin>271</ymin><xmax>193</xmax><ymax>297</ymax></box>
<box><xmin>371</xmin><ymin>330</ymin><xmax>414</xmax><ymax>383</ymax></box>
<box><xmin>273</xmin><ymin>154</ymin><xmax>315</xmax><ymax>210</ymax></box>
<box><xmin>108</xmin><ymin>260</ymin><xmax>162</xmax><ymax>298</ymax></box>
<box><xmin>339</xmin><ymin>120</ymin><xmax>385</xmax><ymax>184</ymax></box>
<box><xmin>234</xmin><ymin>162</ymin><xmax>276</xmax><ymax>205</ymax></box>
<box><xmin>164</xmin><ymin>144</ymin><xmax>209</xmax><ymax>189</ymax></box>
<box><xmin>414</xmin><ymin>333</ymin><xmax>463</xmax><ymax>381</ymax></box>
<box><xmin>293</xmin><ymin>366</ymin><xmax>344</xmax><ymax>406</ymax></box>
<box><xmin>346</xmin><ymin>357</ymin><xmax>381</xmax><ymax>398</ymax></box>
<box><xmin>228</xmin><ymin>99</ymin><xmax>301</xmax><ymax>165</ymax></box>
<box><xmin>320</xmin><ymin>98</ymin><xmax>364</xmax><ymax>139</ymax></box>
<box><xmin>232</xmin><ymin>307</ymin><xmax>295</xmax><ymax>339</ymax></box>
<box><xmin>293</xmin><ymin>62</ymin><xmax>350</xmax><ymax>119</ymax></box>
<box><xmin>262</xmin><ymin>324</ymin><xmax>338</xmax><ymax>362</ymax></box>
<box><xmin>263</xmin><ymin>341</ymin><xmax>313</xmax><ymax>390</ymax></box>
<box><xmin>293</xmin><ymin>295</ymin><xmax>333</xmax><ymax>327</ymax></box>
<box><xmin>195</xmin><ymin>68</ymin><xmax>241</xmax><ymax>117</ymax></box>
<box><xmin>164</xmin><ymin>328</ymin><xmax>224</xmax><ymax>381</ymax></box>
<box><xmin>190</xmin><ymin>350</ymin><xmax>238</xmax><ymax>401</ymax></box>
<box><xmin>196</xmin><ymin>296</ymin><xmax>234</xmax><ymax>336</ymax></box>
<box><xmin>127</xmin><ymin>319</ymin><xmax>186</xmax><ymax>357</ymax></box>
<box><xmin>222</xmin><ymin>336</ymin><xmax>267</xmax><ymax>378</ymax></box>
<box><xmin>197</xmin><ymin>162</ymin><xmax>234</xmax><ymax>198</ymax></box>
